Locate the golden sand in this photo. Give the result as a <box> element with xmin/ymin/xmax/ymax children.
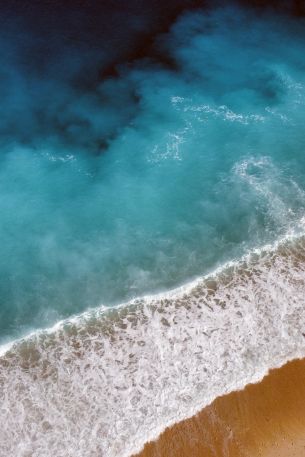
<box><xmin>134</xmin><ymin>358</ymin><xmax>305</xmax><ymax>457</ymax></box>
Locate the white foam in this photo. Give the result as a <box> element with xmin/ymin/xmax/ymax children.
<box><xmin>0</xmin><ymin>224</ymin><xmax>302</xmax><ymax>359</ymax></box>
<box><xmin>1</xmin><ymin>234</ymin><xmax>305</xmax><ymax>457</ymax></box>
<box><xmin>181</xmin><ymin>102</ymin><xmax>266</xmax><ymax>125</ymax></box>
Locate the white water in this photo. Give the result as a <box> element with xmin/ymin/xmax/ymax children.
<box><xmin>1</xmin><ymin>234</ymin><xmax>305</xmax><ymax>457</ymax></box>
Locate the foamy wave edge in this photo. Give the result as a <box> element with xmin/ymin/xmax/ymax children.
<box><xmin>1</xmin><ymin>228</ymin><xmax>303</xmax><ymax>358</ymax></box>
<box><xmin>1</xmin><ymin>230</ymin><xmax>305</xmax><ymax>457</ymax></box>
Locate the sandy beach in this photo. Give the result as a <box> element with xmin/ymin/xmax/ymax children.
<box><xmin>134</xmin><ymin>357</ymin><xmax>305</xmax><ymax>457</ymax></box>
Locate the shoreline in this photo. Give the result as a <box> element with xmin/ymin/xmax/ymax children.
<box><xmin>134</xmin><ymin>357</ymin><xmax>305</xmax><ymax>457</ymax></box>
<box><xmin>1</xmin><ymin>231</ymin><xmax>305</xmax><ymax>456</ymax></box>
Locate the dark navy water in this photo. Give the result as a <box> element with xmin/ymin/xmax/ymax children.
<box><xmin>1</xmin><ymin>2</ymin><xmax>305</xmax><ymax>341</ymax></box>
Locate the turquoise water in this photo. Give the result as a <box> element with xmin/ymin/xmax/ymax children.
<box><xmin>1</xmin><ymin>5</ymin><xmax>305</xmax><ymax>341</ymax></box>
<box><xmin>3</xmin><ymin>5</ymin><xmax>305</xmax><ymax>457</ymax></box>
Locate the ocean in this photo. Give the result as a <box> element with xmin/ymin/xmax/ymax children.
<box><xmin>1</xmin><ymin>1</ymin><xmax>305</xmax><ymax>456</ymax></box>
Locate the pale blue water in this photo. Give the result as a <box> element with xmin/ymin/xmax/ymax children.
<box><xmin>1</xmin><ymin>5</ymin><xmax>305</xmax><ymax>342</ymax></box>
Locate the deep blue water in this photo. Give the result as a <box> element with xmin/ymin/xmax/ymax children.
<box><xmin>1</xmin><ymin>2</ymin><xmax>305</xmax><ymax>341</ymax></box>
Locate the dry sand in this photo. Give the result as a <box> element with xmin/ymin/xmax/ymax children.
<box><xmin>134</xmin><ymin>358</ymin><xmax>305</xmax><ymax>457</ymax></box>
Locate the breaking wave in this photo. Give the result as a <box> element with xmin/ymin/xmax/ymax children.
<box><xmin>1</xmin><ymin>232</ymin><xmax>305</xmax><ymax>457</ymax></box>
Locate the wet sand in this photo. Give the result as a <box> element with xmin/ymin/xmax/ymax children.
<box><xmin>134</xmin><ymin>358</ymin><xmax>305</xmax><ymax>457</ymax></box>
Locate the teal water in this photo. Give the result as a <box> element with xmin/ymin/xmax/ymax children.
<box><xmin>1</xmin><ymin>5</ymin><xmax>305</xmax><ymax>342</ymax></box>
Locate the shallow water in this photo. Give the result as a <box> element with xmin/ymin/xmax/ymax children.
<box><xmin>1</xmin><ymin>235</ymin><xmax>305</xmax><ymax>457</ymax></box>
<box><xmin>135</xmin><ymin>358</ymin><xmax>305</xmax><ymax>457</ymax></box>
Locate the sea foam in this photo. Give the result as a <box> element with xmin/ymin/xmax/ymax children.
<box><xmin>1</xmin><ymin>234</ymin><xmax>305</xmax><ymax>457</ymax></box>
